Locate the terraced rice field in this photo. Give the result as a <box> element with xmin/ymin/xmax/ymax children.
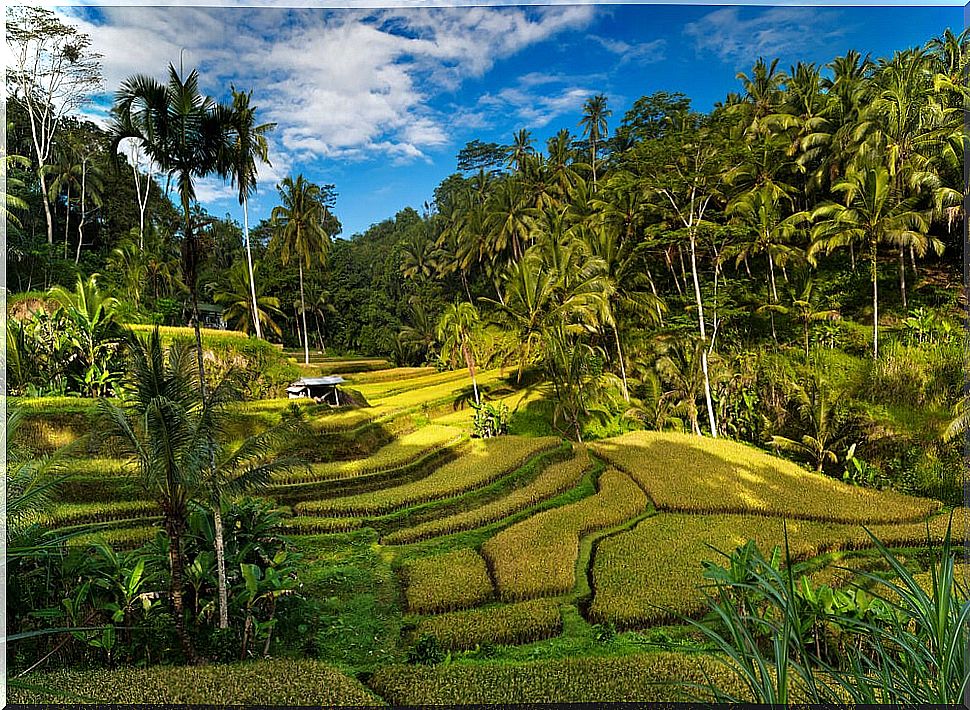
<box><xmin>29</xmin><ymin>357</ymin><xmax>967</xmax><ymax>703</ymax></box>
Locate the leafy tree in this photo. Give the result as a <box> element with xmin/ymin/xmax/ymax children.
<box><xmin>579</xmin><ymin>94</ymin><xmax>611</xmax><ymax>189</ymax></box>
<box><xmin>6</xmin><ymin>6</ymin><xmax>102</xmax><ymax>245</ymax></box>
<box><xmin>770</xmin><ymin>377</ymin><xmax>859</xmax><ymax>473</ymax></box>
<box><xmin>212</xmin><ymin>261</ymin><xmax>283</xmax><ymax>338</ymax></box>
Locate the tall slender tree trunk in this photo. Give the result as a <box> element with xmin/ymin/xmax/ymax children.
<box><xmin>688</xmin><ymin>230</ymin><xmax>718</xmax><ymax>438</ymax></box>
<box><xmin>462</xmin><ymin>340</ymin><xmax>480</xmax><ymax>404</ymax></box>
<box><xmin>871</xmin><ymin>241</ymin><xmax>879</xmax><ymax>359</ymax></box>
<box><xmin>39</xmin><ymin>171</ymin><xmax>54</xmax><ymax>245</ymax></box>
<box><xmin>909</xmin><ymin>245</ymin><xmax>917</xmax><ymax>276</ymax></box>
<box><xmin>213</xmin><ymin>503</ymin><xmax>229</xmax><ymax>629</ymax></box>
<box><xmin>242</xmin><ymin>197</ymin><xmax>262</xmax><ymax>338</ymax></box>
<box><xmin>644</xmin><ymin>265</ymin><xmax>663</xmax><ymax>322</ymax></box>
<box><xmin>63</xmin><ymin>187</ymin><xmax>71</xmax><ymax>259</ymax></box>
<box><xmin>299</xmin><ymin>261</ymin><xmax>310</xmax><ymax>365</ymax></box>
<box><xmin>768</xmin><ymin>254</ymin><xmax>779</xmax><ymax>344</ymax></box>
<box><xmin>612</xmin><ymin>324</ymin><xmax>629</xmax><ymax>402</ymax></box>
<box><xmin>849</xmin><ymin>241</ymin><xmax>856</xmax><ymax>272</ymax></box>
<box><xmin>664</xmin><ymin>249</ymin><xmax>683</xmax><ymax>296</ymax></box>
<box><xmin>74</xmin><ymin>160</ymin><xmax>87</xmax><ymax>265</ymax></box>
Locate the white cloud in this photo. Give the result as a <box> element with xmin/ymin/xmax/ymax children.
<box><xmin>479</xmin><ymin>83</ymin><xmax>593</xmax><ymax>130</ymax></box>
<box><xmin>57</xmin><ymin>5</ymin><xmax>595</xmax><ymax>174</ymax></box>
<box><xmin>590</xmin><ymin>36</ymin><xmax>666</xmax><ymax>65</ymax></box>
<box><xmin>684</xmin><ymin>7</ymin><xmax>845</xmax><ymax>65</ymax></box>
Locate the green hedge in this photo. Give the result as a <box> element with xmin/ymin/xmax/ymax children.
<box><xmin>369</xmin><ymin>652</ymin><xmax>748</xmax><ymax>704</ymax></box>
<box><xmin>412</xmin><ymin>598</ymin><xmax>563</xmax><ymax>650</ymax></box>
<box><xmin>9</xmin><ymin>659</ymin><xmax>383</xmax><ymax>705</ymax></box>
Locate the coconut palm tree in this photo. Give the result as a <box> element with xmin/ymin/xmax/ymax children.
<box><xmin>757</xmin><ymin>276</ymin><xmax>840</xmax><ymax>358</ymax></box>
<box><xmin>111</xmin><ymin>62</ymin><xmax>234</xmax><ymax>396</ymax></box>
<box><xmin>212</xmin><ymin>261</ymin><xmax>283</xmax><ymax>337</ymax></box>
<box><xmin>227</xmin><ymin>87</ymin><xmax>276</xmax><ymax>339</ymax></box>
<box><xmin>770</xmin><ymin>378</ymin><xmax>857</xmax><ymax>474</ymax></box>
<box><xmin>270</xmin><ymin>175</ymin><xmax>332</xmax><ymax>365</ymax></box>
<box><xmin>437</xmin><ymin>301</ymin><xmax>482</xmax><ymax>404</ymax></box>
<box><xmin>98</xmin><ymin>329</ymin><xmax>301</xmax><ymax>646</ymax></box>
<box><xmin>810</xmin><ymin>165</ymin><xmax>934</xmax><ymax>359</ymax></box>
<box><xmin>579</xmin><ymin>94</ymin><xmax>611</xmax><ymax>190</ymax></box>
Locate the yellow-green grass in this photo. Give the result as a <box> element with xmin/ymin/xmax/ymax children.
<box><xmin>67</xmin><ymin>524</ymin><xmax>159</xmax><ymax>550</ymax></box>
<box><xmin>383</xmin><ymin>446</ymin><xmax>590</xmax><ymax>545</ymax></box>
<box><xmin>8</xmin><ymin>396</ymin><xmax>104</xmax><ymax>414</ymax></box>
<box><xmin>281</xmin><ymin>516</ymin><xmax>366</xmax><ymax>535</ymax></box>
<box><xmin>125</xmin><ymin>323</ymin><xmax>251</xmax><ymax>344</ymax></box>
<box><xmin>482</xmin><ymin>468</ymin><xmax>649</xmax><ymax>600</ymax></box>
<box><xmin>369</xmin><ymin>652</ymin><xmax>749</xmax><ymax>704</ymax></box>
<box><xmin>272</xmin><ymin>425</ymin><xmax>463</xmax><ymax>485</ymax></box>
<box><xmin>591</xmin><ymin>431</ymin><xmax>940</xmax><ymax>523</ymax></box>
<box><xmin>52</xmin><ymin>500</ymin><xmax>157</xmax><ymax>526</ymax></box>
<box><xmin>411</xmin><ymin>598</ymin><xmax>563</xmax><ymax>650</ymax></box>
<box><xmin>402</xmin><ymin>548</ymin><xmax>493</xmax><ymax>613</ymax></box>
<box><xmin>9</xmin><ymin>659</ymin><xmax>383</xmax><ymax>705</ymax></box>
<box><xmin>347</xmin><ymin>366</ymin><xmax>437</xmax><ymax>384</ymax></box>
<box><xmin>431</xmin><ymin>387</ymin><xmax>545</xmax><ymax>427</ymax></box>
<box><xmin>588</xmin><ymin>510</ymin><xmax>970</xmax><ymax>629</ymax></box>
<box><xmin>376</xmin><ymin>369</ymin><xmax>506</xmax><ymax>409</ymax></box>
<box><xmin>355</xmin><ymin>369</ymin><xmax>471</xmax><ymax>399</ymax></box>
<box><xmin>295</xmin><ymin>436</ymin><xmax>559</xmax><ymax>518</ymax></box>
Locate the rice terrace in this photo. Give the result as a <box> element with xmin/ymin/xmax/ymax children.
<box><xmin>5</xmin><ymin>2</ymin><xmax>970</xmax><ymax>706</ymax></box>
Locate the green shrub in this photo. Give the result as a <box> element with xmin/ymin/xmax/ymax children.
<box><xmin>9</xmin><ymin>659</ymin><xmax>383</xmax><ymax>705</ymax></box>
<box><xmin>412</xmin><ymin>598</ymin><xmax>563</xmax><ymax>650</ymax></box>
<box><xmin>402</xmin><ymin>548</ymin><xmax>493</xmax><ymax>613</ymax></box>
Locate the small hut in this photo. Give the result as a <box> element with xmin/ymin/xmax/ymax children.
<box><xmin>286</xmin><ymin>376</ymin><xmax>346</xmax><ymax>405</ymax></box>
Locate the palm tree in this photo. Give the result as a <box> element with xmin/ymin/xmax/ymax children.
<box><xmin>655</xmin><ymin>336</ymin><xmax>708</xmax><ymax>436</ymax></box>
<box><xmin>437</xmin><ymin>301</ymin><xmax>482</xmax><ymax>404</ymax></box>
<box><xmin>579</xmin><ymin>94</ymin><xmax>611</xmax><ymax>190</ymax></box>
<box><xmin>227</xmin><ymin>87</ymin><xmax>276</xmax><ymax>339</ymax></box>
<box><xmin>111</xmin><ymin>62</ymin><xmax>234</xmax><ymax>397</ymax></box>
<box><xmin>212</xmin><ymin>261</ymin><xmax>283</xmax><ymax>337</ymax></box>
<box><xmin>810</xmin><ymin>166</ymin><xmax>934</xmax><ymax>359</ymax></box>
<box><xmin>770</xmin><ymin>378</ymin><xmax>857</xmax><ymax>474</ymax></box>
<box><xmin>2</xmin><ymin>134</ymin><xmax>31</xmax><ymax>233</ymax></box>
<box><xmin>99</xmin><ymin>329</ymin><xmax>301</xmax><ymax>643</ymax></box>
<box><xmin>485</xmin><ymin>177</ymin><xmax>537</xmax><ymax>263</ymax></box>
<box><xmin>757</xmin><ymin>276</ymin><xmax>840</xmax><ymax>358</ymax></box>
<box><xmin>41</xmin><ymin>142</ymin><xmax>80</xmax><ymax>259</ymax></box>
<box><xmin>270</xmin><ymin>175</ymin><xmax>332</xmax><ymax>365</ymax></box>
<box><xmin>507</xmin><ymin>129</ymin><xmax>534</xmax><ymax>173</ymax></box>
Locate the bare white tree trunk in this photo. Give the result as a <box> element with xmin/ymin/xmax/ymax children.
<box><xmin>243</xmin><ymin>197</ymin><xmax>262</xmax><ymax>338</ymax></box>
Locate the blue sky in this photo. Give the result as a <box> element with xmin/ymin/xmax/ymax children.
<box><xmin>61</xmin><ymin>3</ymin><xmax>960</xmax><ymax>238</ymax></box>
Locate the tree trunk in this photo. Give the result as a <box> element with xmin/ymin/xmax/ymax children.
<box><xmin>768</xmin><ymin>254</ymin><xmax>779</xmax><ymax>343</ymax></box>
<box><xmin>645</xmin><ymin>265</ymin><xmax>663</xmax><ymax>323</ymax></box>
<box><xmin>74</xmin><ymin>160</ymin><xmax>86</xmax><ymax>265</ymax></box>
<box><xmin>871</xmin><ymin>241</ymin><xmax>879</xmax><ymax>359</ymax></box>
<box><xmin>909</xmin><ymin>245</ymin><xmax>917</xmax><ymax>277</ymax></box>
<box><xmin>664</xmin><ymin>248</ymin><xmax>683</xmax><ymax>296</ymax></box>
<box><xmin>63</xmin><ymin>186</ymin><xmax>71</xmax><ymax>259</ymax></box>
<box><xmin>612</xmin><ymin>323</ymin><xmax>629</xmax><ymax>402</ymax></box>
<box><xmin>165</xmin><ymin>520</ymin><xmax>196</xmax><ymax>662</ymax></box>
<box><xmin>243</xmin><ymin>197</ymin><xmax>263</xmax><ymax>338</ymax></box>
<box><xmin>849</xmin><ymin>241</ymin><xmax>856</xmax><ymax>272</ymax></box>
<box><xmin>39</xmin><ymin>170</ymin><xmax>54</xmax><ymax>245</ymax></box>
<box><xmin>688</xmin><ymin>231</ymin><xmax>718</xmax><ymax>438</ymax></box>
<box><xmin>213</xmin><ymin>502</ymin><xmax>230</xmax><ymax>630</ymax></box>
<box><xmin>462</xmin><ymin>340</ymin><xmax>480</xmax><ymax>404</ymax></box>
<box><xmin>299</xmin><ymin>261</ymin><xmax>310</xmax><ymax>365</ymax></box>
